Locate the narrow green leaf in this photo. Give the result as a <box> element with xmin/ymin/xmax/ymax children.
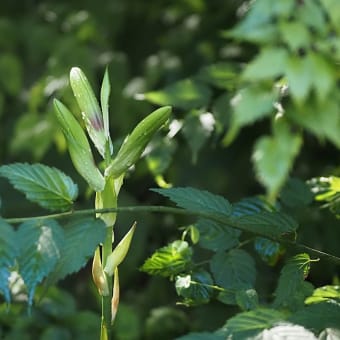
<box><xmin>100</xmin><ymin>67</ymin><xmax>111</xmax><ymax>141</ymax></box>
<box><xmin>140</xmin><ymin>240</ymin><xmax>192</xmax><ymax>277</ymax></box>
<box><xmin>210</xmin><ymin>249</ymin><xmax>256</xmax><ymax>290</ymax></box>
<box><xmin>0</xmin><ymin>163</ymin><xmax>78</xmax><ymax>212</ymax></box>
<box><xmin>273</xmin><ymin>253</ymin><xmax>311</xmax><ymax>309</ymax></box>
<box><xmin>47</xmin><ymin>218</ymin><xmax>106</xmax><ymax>284</ymax></box>
<box><xmin>0</xmin><ymin>219</ymin><xmax>18</xmax><ymax>303</ymax></box>
<box><xmin>175</xmin><ymin>270</ymin><xmax>214</xmax><ymax>306</ymax></box>
<box><xmin>279</xmin><ymin>21</ymin><xmax>311</xmax><ymax>51</ymax></box>
<box><xmin>143</xmin><ymin>79</ymin><xmax>212</xmax><ymax>110</ymax></box>
<box><xmin>196</xmin><ymin>218</ymin><xmax>240</xmax><ymax>252</ymax></box>
<box><xmin>220</xmin><ymin>308</ymin><xmax>287</xmax><ymax>339</ymax></box>
<box><xmin>289</xmin><ymin>302</ymin><xmax>340</xmax><ymax>332</ymax></box>
<box><xmin>17</xmin><ymin>219</ymin><xmax>65</xmax><ymax>305</ymax></box>
<box><xmin>152</xmin><ymin>187</ymin><xmax>232</xmax><ymax>216</ymax></box>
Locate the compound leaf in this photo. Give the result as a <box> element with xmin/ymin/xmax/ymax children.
<box><xmin>17</xmin><ymin>219</ymin><xmax>65</xmax><ymax>305</ymax></box>
<box><xmin>0</xmin><ymin>163</ymin><xmax>78</xmax><ymax>212</ymax></box>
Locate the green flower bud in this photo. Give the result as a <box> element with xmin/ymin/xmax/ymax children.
<box><xmin>105</xmin><ymin>106</ymin><xmax>171</xmax><ymax>178</ymax></box>
<box><xmin>111</xmin><ymin>267</ymin><xmax>119</xmax><ymax>324</ymax></box>
<box><xmin>104</xmin><ymin>222</ymin><xmax>136</xmax><ymax>276</ymax></box>
<box><xmin>92</xmin><ymin>247</ymin><xmax>109</xmax><ymax>296</ymax></box>
<box><xmin>70</xmin><ymin>67</ymin><xmax>112</xmax><ymax>158</ymax></box>
<box><xmin>54</xmin><ymin>99</ymin><xmax>105</xmax><ymax>192</ymax></box>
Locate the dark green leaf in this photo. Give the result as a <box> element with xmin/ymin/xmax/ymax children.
<box><xmin>177</xmin><ymin>333</ymin><xmax>223</xmax><ymax>340</ymax></box>
<box><xmin>152</xmin><ymin>187</ymin><xmax>232</xmax><ymax>216</ymax></box>
<box><xmin>144</xmin><ymin>78</ymin><xmax>212</xmax><ymax>110</ymax></box>
<box><xmin>289</xmin><ymin>302</ymin><xmax>340</xmax><ymax>332</ymax></box>
<box><xmin>140</xmin><ymin>240</ymin><xmax>192</xmax><ymax>277</ymax></box>
<box><xmin>232</xmin><ymin>196</ymin><xmax>274</xmax><ymax>217</ymax></box>
<box><xmin>175</xmin><ymin>270</ymin><xmax>214</xmax><ymax>306</ymax></box>
<box><xmin>235</xmin><ymin>289</ymin><xmax>259</xmax><ymax>311</ymax></box>
<box><xmin>280</xmin><ymin>178</ymin><xmax>313</xmax><ymax>208</ymax></box>
<box><xmin>0</xmin><ymin>163</ymin><xmax>78</xmax><ymax>212</ymax></box>
<box><xmin>210</xmin><ymin>249</ymin><xmax>256</xmax><ymax>290</ymax></box>
<box><xmin>17</xmin><ymin>219</ymin><xmax>65</xmax><ymax>305</ymax></box>
<box><xmin>220</xmin><ymin>308</ymin><xmax>287</xmax><ymax>339</ymax></box>
<box><xmin>0</xmin><ymin>219</ymin><xmax>18</xmax><ymax>303</ymax></box>
<box><xmin>47</xmin><ymin>218</ymin><xmax>106</xmax><ymax>284</ymax></box>
<box><xmin>196</xmin><ymin>218</ymin><xmax>240</xmax><ymax>252</ymax></box>
<box><xmin>254</xmin><ymin>237</ymin><xmax>283</xmax><ymax>265</ymax></box>
<box><xmin>273</xmin><ymin>253</ymin><xmax>311</xmax><ymax>309</ymax></box>
<box><xmin>236</xmin><ymin>211</ymin><xmax>298</xmax><ymax>239</ymax></box>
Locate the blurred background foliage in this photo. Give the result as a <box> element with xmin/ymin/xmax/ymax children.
<box><xmin>0</xmin><ymin>0</ymin><xmax>340</xmax><ymax>338</ymax></box>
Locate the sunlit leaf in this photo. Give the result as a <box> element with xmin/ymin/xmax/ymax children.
<box><xmin>305</xmin><ymin>285</ymin><xmax>340</xmax><ymax>305</ymax></box>
<box><xmin>210</xmin><ymin>249</ymin><xmax>256</xmax><ymax>290</ymax></box>
<box><xmin>279</xmin><ymin>21</ymin><xmax>311</xmax><ymax>52</ymax></box>
<box><xmin>140</xmin><ymin>240</ymin><xmax>192</xmax><ymax>277</ymax></box>
<box><xmin>0</xmin><ymin>219</ymin><xmax>18</xmax><ymax>303</ymax></box>
<box><xmin>152</xmin><ymin>187</ymin><xmax>232</xmax><ymax>216</ymax></box>
<box><xmin>0</xmin><ymin>163</ymin><xmax>78</xmax><ymax>212</ymax></box>
<box><xmin>17</xmin><ymin>219</ymin><xmax>64</xmax><ymax>305</ymax></box>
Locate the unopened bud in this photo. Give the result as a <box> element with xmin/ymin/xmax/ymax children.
<box><xmin>92</xmin><ymin>247</ymin><xmax>109</xmax><ymax>296</ymax></box>
<box><xmin>111</xmin><ymin>267</ymin><xmax>120</xmax><ymax>324</ymax></box>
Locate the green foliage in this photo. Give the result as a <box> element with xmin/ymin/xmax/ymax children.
<box><xmin>140</xmin><ymin>240</ymin><xmax>192</xmax><ymax>278</ymax></box>
<box><xmin>0</xmin><ymin>163</ymin><xmax>78</xmax><ymax>212</ymax></box>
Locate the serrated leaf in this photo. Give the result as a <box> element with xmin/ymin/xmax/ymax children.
<box><xmin>17</xmin><ymin>219</ymin><xmax>65</xmax><ymax>305</ymax></box>
<box><xmin>144</xmin><ymin>78</ymin><xmax>212</xmax><ymax>110</ymax></box>
<box><xmin>196</xmin><ymin>218</ymin><xmax>240</xmax><ymax>252</ymax></box>
<box><xmin>232</xmin><ymin>196</ymin><xmax>275</xmax><ymax>217</ymax></box>
<box><xmin>289</xmin><ymin>302</ymin><xmax>340</xmax><ymax>332</ymax></box>
<box><xmin>210</xmin><ymin>249</ymin><xmax>256</xmax><ymax>290</ymax></box>
<box><xmin>305</xmin><ymin>285</ymin><xmax>340</xmax><ymax>305</ymax></box>
<box><xmin>273</xmin><ymin>253</ymin><xmax>311</xmax><ymax>309</ymax></box>
<box><xmin>175</xmin><ymin>270</ymin><xmax>214</xmax><ymax>306</ymax></box>
<box><xmin>235</xmin><ymin>289</ymin><xmax>259</xmax><ymax>311</ymax></box>
<box><xmin>152</xmin><ymin>187</ymin><xmax>232</xmax><ymax>216</ymax></box>
<box><xmin>220</xmin><ymin>308</ymin><xmax>287</xmax><ymax>339</ymax></box>
<box><xmin>254</xmin><ymin>237</ymin><xmax>283</xmax><ymax>266</ymax></box>
<box><xmin>254</xmin><ymin>323</ymin><xmax>317</xmax><ymax>340</ymax></box>
<box><xmin>253</xmin><ymin>121</ymin><xmax>302</xmax><ymax>200</ymax></box>
<box><xmin>47</xmin><ymin>218</ymin><xmax>106</xmax><ymax>284</ymax></box>
<box><xmin>140</xmin><ymin>240</ymin><xmax>192</xmax><ymax>277</ymax></box>
<box><xmin>0</xmin><ymin>219</ymin><xmax>18</xmax><ymax>303</ymax></box>
<box><xmin>0</xmin><ymin>163</ymin><xmax>78</xmax><ymax>212</ymax></box>
<box><xmin>236</xmin><ymin>211</ymin><xmax>298</xmax><ymax>239</ymax></box>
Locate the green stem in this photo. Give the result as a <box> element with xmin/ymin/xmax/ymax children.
<box><xmin>4</xmin><ymin>205</ymin><xmax>340</xmax><ymax>265</ymax></box>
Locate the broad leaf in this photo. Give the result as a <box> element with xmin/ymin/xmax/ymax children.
<box><xmin>254</xmin><ymin>237</ymin><xmax>283</xmax><ymax>266</ymax></box>
<box><xmin>177</xmin><ymin>333</ymin><xmax>224</xmax><ymax>340</ymax></box>
<box><xmin>144</xmin><ymin>78</ymin><xmax>212</xmax><ymax>110</ymax></box>
<box><xmin>280</xmin><ymin>178</ymin><xmax>313</xmax><ymax>208</ymax></box>
<box><xmin>273</xmin><ymin>253</ymin><xmax>311</xmax><ymax>309</ymax></box>
<box><xmin>0</xmin><ymin>219</ymin><xmax>18</xmax><ymax>303</ymax></box>
<box><xmin>17</xmin><ymin>219</ymin><xmax>65</xmax><ymax>305</ymax></box>
<box><xmin>236</xmin><ymin>211</ymin><xmax>298</xmax><ymax>239</ymax></box>
<box><xmin>235</xmin><ymin>289</ymin><xmax>259</xmax><ymax>311</ymax></box>
<box><xmin>175</xmin><ymin>270</ymin><xmax>214</xmax><ymax>306</ymax></box>
<box><xmin>255</xmin><ymin>323</ymin><xmax>317</xmax><ymax>340</ymax></box>
<box><xmin>196</xmin><ymin>218</ymin><xmax>240</xmax><ymax>252</ymax></box>
<box><xmin>47</xmin><ymin>217</ymin><xmax>106</xmax><ymax>284</ymax></box>
<box><xmin>289</xmin><ymin>301</ymin><xmax>340</xmax><ymax>332</ymax></box>
<box><xmin>232</xmin><ymin>196</ymin><xmax>274</xmax><ymax>217</ymax></box>
<box><xmin>253</xmin><ymin>121</ymin><xmax>302</xmax><ymax>200</ymax></box>
<box><xmin>0</xmin><ymin>163</ymin><xmax>78</xmax><ymax>212</ymax></box>
<box><xmin>220</xmin><ymin>308</ymin><xmax>287</xmax><ymax>339</ymax></box>
<box><xmin>140</xmin><ymin>240</ymin><xmax>192</xmax><ymax>277</ymax></box>
<box><xmin>152</xmin><ymin>187</ymin><xmax>232</xmax><ymax>216</ymax></box>
<box><xmin>210</xmin><ymin>249</ymin><xmax>256</xmax><ymax>290</ymax></box>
